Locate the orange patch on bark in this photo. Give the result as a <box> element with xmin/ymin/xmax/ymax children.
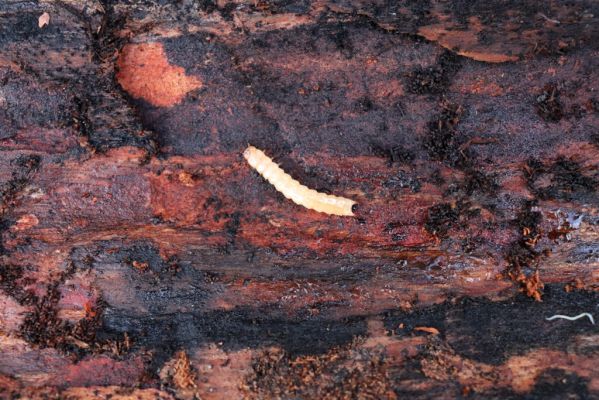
<box><xmin>418</xmin><ymin>25</ymin><xmax>518</xmax><ymax>63</ymax></box>
<box><xmin>455</xmin><ymin>79</ymin><xmax>504</xmax><ymax>96</ymax></box>
<box><xmin>12</xmin><ymin>214</ymin><xmax>39</xmax><ymax>231</ymax></box>
<box><xmin>116</xmin><ymin>42</ymin><xmax>202</xmax><ymax>107</ymax></box>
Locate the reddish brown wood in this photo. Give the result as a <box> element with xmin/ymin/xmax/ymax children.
<box><xmin>0</xmin><ymin>1</ymin><xmax>598</xmax><ymax>398</ymax></box>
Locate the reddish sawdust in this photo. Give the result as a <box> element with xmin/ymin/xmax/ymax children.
<box><xmin>160</xmin><ymin>350</ymin><xmax>197</xmax><ymax>390</ymax></box>
<box><xmin>242</xmin><ymin>342</ymin><xmax>396</xmax><ymax>400</ymax></box>
<box><xmin>116</xmin><ymin>42</ymin><xmax>202</xmax><ymax>107</ymax></box>
<box><xmin>517</xmin><ymin>270</ymin><xmax>544</xmax><ymax>302</ymax></box>
<box><xmin>6</xmin><ymin>386</ymin><xmax>174</xmax><ymax>400</ymax></box>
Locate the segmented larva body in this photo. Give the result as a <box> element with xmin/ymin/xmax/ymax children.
<box><xmin>243</xmin><ymin>146</ymin><xmax>356</xmax><ymax>216</ymax></box>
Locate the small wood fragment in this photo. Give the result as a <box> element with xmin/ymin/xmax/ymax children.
<box><xmin>38</xmin><ymin>12</ymin><xmax>50</xmax><ymax>28</ymax></box>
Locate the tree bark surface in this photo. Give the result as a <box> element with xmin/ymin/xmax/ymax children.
<box><xmin>0</xmin><ymin>1</ymin><xmax>598</xmax><ymax>398</ymax></box>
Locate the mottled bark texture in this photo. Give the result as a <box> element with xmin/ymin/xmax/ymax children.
<box><xmin>1</xmin><ymin>0</ymin><xmax>598</xmax><ymax>398</ymax></box>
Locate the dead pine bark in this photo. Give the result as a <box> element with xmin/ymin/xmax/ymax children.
<box><xmin>1</xmin><ymin>1</ymin><xmax>598</xmax><ymax>398</ymax></box>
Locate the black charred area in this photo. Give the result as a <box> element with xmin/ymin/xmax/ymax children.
<box><xmin>407</xmin><ymin>51</ymin><xmax>461</xmax><ymax>95</ymax></box>
<box><xmin>370</xmin><ymin>143</ymin><xmax>415</xmax><ymax>166</ymax></box>
<box><xmin>0</xmin><ymin>154</ymin><xmax>41</xmax><ymax>213</ymax></box>
<box><xmin>20</xmin><ymin>277</ymin><xmax>72</xmax><ymax>349</ymax></box>
<box><xmin>19</xmin><ymin>263</ymin><xmax>77</xmax><ymax>348</ymax></box>
<box><xmin>99</xmin><ymin>304</ymin><xmax>368</xmax><ymax>368</ymax></box>
<box><xmin>423</xmin><ymin>102</ymin><xmax>466</xmax><ymax>166</ymax></box>
<box><xmin>68</xmin><ymin>241</ymin><xmax>371</xmax><ymax>367</ymax></box>
<box><xmin>83</xmin><ymin>1</ymin><xmax>158</xmax><ymax>155</ymax></box>
<box><xmin>16</xmin><ymin>258</ymin><xmax>127</xmax><ymax>360</ymax></box>
<box><xmin>243</xmin><ymin>286</ymin><xmax>599</xmax><ymax>399</ymax></box>
<box><xmin>523</xmin><ymin>369</ymin><xmax>591</xmax><ymax>400</ymax></box>
<box><xmin>0</xmin><ymin>1</ymin><xmax>157</xmax><ymax>156</ymax></box>
<box><xmin>0</xmin><ymin>263</ymin><xmax>37</xmax><ymax>306</ymax></box>
<box><xmin>424</xmin><ymin>203</ymin><xmax>460</xmax><ymax>237</ymax></box>
<box><xmin>463</xmin><ymin>169</ymin><xmax>498</xmax><ymax>196</ymax></box>
<box><xmin>525</xmin><ymin>157</ymin><xmax>598</xmax><ymax>204</ymax></box>
<box><xmin>535</xmin><ymin>84</ymin><xmax>564</xmax><ymax>122</ymax></box>
<box><xmin>502</xmin><ymin>200</ymin><xmax>544</xmax><ymax>295</ymax></box>
<box><xmin>383</xmin><ymin>171</ymin><xmax>422</xmax><ymax>193</ymax></box>
<box><xmin>384</xmin><ymin>286</ymin><xmax>599</xmax><ymax>365</ymax></box>
<box><xmin>0</xmin><ymin>154</ymin><xmax>41</xmax><ymax>256</ymax></box>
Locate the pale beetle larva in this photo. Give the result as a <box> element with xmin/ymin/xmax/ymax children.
<box><xmin>243</xmin><ymin>146</ymin><xmax>356</xmax><ymax>216</ymax></box>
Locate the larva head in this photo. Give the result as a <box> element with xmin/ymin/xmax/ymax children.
<box><xmin>243</xmin><ymin>145</ymin><xmax>260</xmax><ymax>165</ymax></box>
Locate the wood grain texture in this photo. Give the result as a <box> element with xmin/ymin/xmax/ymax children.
<box><xmin>0</xmin><ymin>0</ymin><xmax>598</xmax><ymax>398</ymax></box>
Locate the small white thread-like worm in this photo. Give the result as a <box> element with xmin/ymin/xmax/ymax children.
<box><xmin>546</xmin><ymin>313</ymin><xmax>595</xmax><ymax>325</ymax></box>
<box><xmin>243</xmin><ymin>146</ymin><xmax>356</xmax><ymax>216</ymax></box>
